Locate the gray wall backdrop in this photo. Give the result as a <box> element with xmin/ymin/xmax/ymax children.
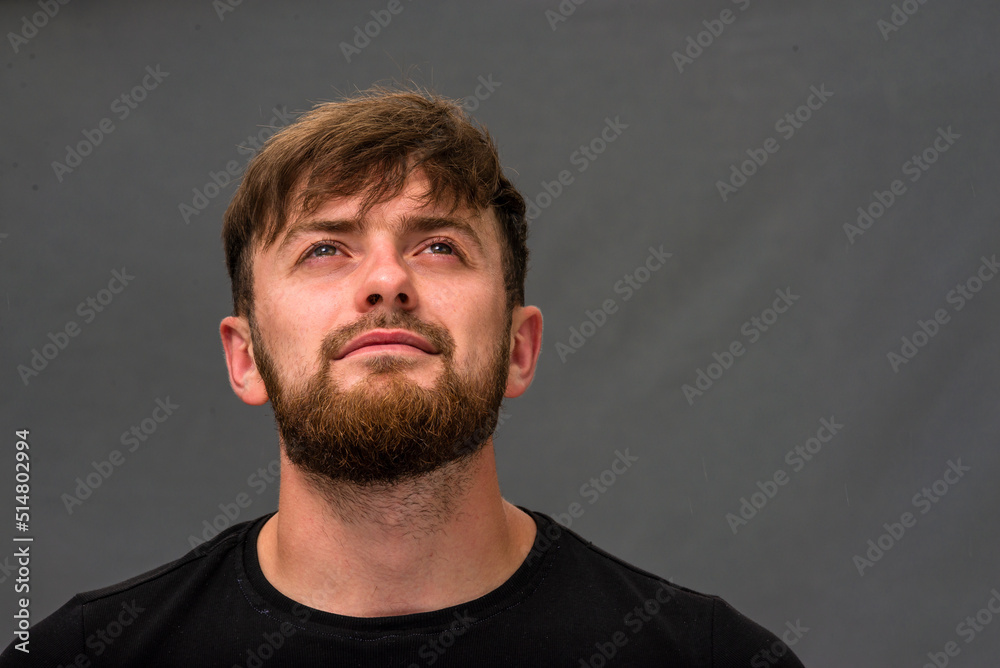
<box><xmin>2</xmin><ymin>1</ymin><xmax>999</xmax><ymax>665</ymax></box>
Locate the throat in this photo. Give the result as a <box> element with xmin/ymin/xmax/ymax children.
<box><xmin>256</xmin><ymin>445</ymin><xmax>536</xmax><ymax>617</ymax></box>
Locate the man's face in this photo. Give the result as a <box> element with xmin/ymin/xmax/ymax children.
<box><xmin>244</xmin><ymin>170</ymin><xmax>514</xmax><ymax>487</ymax></box>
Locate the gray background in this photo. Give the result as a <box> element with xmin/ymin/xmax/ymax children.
<box><xmin>2</xmin><ymin>0</ymin><xmax>998</xmax><ymax>665</ymax></box>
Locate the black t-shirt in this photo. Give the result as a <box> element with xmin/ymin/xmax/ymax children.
<box><xmin>1</xmin><ymin>509</ymin><xmax>805</xmax><ymax>667</ymax></box>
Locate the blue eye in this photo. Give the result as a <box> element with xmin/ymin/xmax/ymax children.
<box><xmin>309</xmin><ymin>243</ymin><xmax>340</xmax><ymax>258</ymax></box>
<box><xmin>427</xmin><ymin>241</ymin><xmax>455</xmax><ymax>255</ymax></box>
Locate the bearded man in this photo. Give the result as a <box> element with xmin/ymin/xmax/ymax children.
<box><xmin>3</xmin><ymin>86</ymin><xmax>805</xmax><ymax>667</ymax></box>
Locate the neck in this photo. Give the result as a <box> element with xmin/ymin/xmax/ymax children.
<box><xmin>257</xmin><ymin>440</ymin><xmax>537</xmax><ymax>617</ymax></box>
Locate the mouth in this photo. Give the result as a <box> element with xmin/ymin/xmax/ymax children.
<box><xmin>335</xmin><ymin>329</ymin><xmax>439</xmax><ymax>360</ymax></box>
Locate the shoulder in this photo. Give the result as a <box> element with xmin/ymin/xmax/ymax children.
<box><xmin>523</xmin><ymin>508</ymin><xmax>806</xmax><ymax>666</ymax></box>
<box><xmin>0</xmin><ymin>513</ymin><xmax>270</xmax><ymax>665</ymax></box>
<box><xmin>76</xmin><ymin>511</ymin><xmax>263</xmax><ymax>604</ymax></box>
<box><xmin>525</xmin><ymin>506</ymin><xmax>717</xmax><ymax>607</ymax></box>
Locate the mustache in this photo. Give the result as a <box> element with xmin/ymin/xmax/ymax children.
<box><xmin>318</xmin><ymin>310</ymin><xmax>456</xmax><ymax>363</ymax></box>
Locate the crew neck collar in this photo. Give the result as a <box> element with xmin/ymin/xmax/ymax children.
<box><xmin>235</xmin><ymin>507</ymin><xmax>560</xmax><ymax>638</ymax></box>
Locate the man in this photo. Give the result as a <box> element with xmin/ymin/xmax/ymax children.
<box><xmin>3</xmin><ymin>86</ymin><xmax>805</xmax><ymax>666</ymax></box>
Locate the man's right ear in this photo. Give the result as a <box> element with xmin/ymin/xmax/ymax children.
<box><xmin>220</xmin><ymin>316</ymin><xmax>270</xmax><ymax>406</ymax></box>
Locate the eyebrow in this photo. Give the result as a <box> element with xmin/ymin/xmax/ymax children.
<box><xmin>276</xmin><ymin>214</ymin><xmax>487</xmax><ymax>259</ymax></box>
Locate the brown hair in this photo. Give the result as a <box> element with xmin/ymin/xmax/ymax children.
<box><xmin>222</xmin><ymin>84</ymin><xmax>528</xmax><ymax>318</ymax></box>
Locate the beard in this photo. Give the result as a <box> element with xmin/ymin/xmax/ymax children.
<box><xmin>249</xmin><ymin>307</ymin><xmax>511</xmax><ymax>491</ymax></box>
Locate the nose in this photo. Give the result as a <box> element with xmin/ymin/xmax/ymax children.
<box><xmin>354</xmin><ymin>238</ymin><xmax>417</xmax><ymax>312</ymax></box>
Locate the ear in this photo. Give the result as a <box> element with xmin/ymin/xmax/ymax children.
<box><xmin>505</xmin><ymin>305</ymin><xmax>543</xmax><ymax>398</ymax></box>
<box><xmin>220</xmin><ymin>315</ymin><xmax>270</xmax><ymax>406</ymax></box>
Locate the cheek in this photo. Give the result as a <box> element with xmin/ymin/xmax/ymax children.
<box><xmin>453</xmin><ymin>302</ymin><xmax>507</xmax><ymax>367</ymax></box>
<box><xmin>255</xmin><ymin>294</ymin><xmax>328</xmax><ymax>381</ymax></box>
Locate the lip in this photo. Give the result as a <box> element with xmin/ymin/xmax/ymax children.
<box><xmin>335</xmin><ymin>329</ymin><xmax>439</xmax><ymax>360</ymax></box>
